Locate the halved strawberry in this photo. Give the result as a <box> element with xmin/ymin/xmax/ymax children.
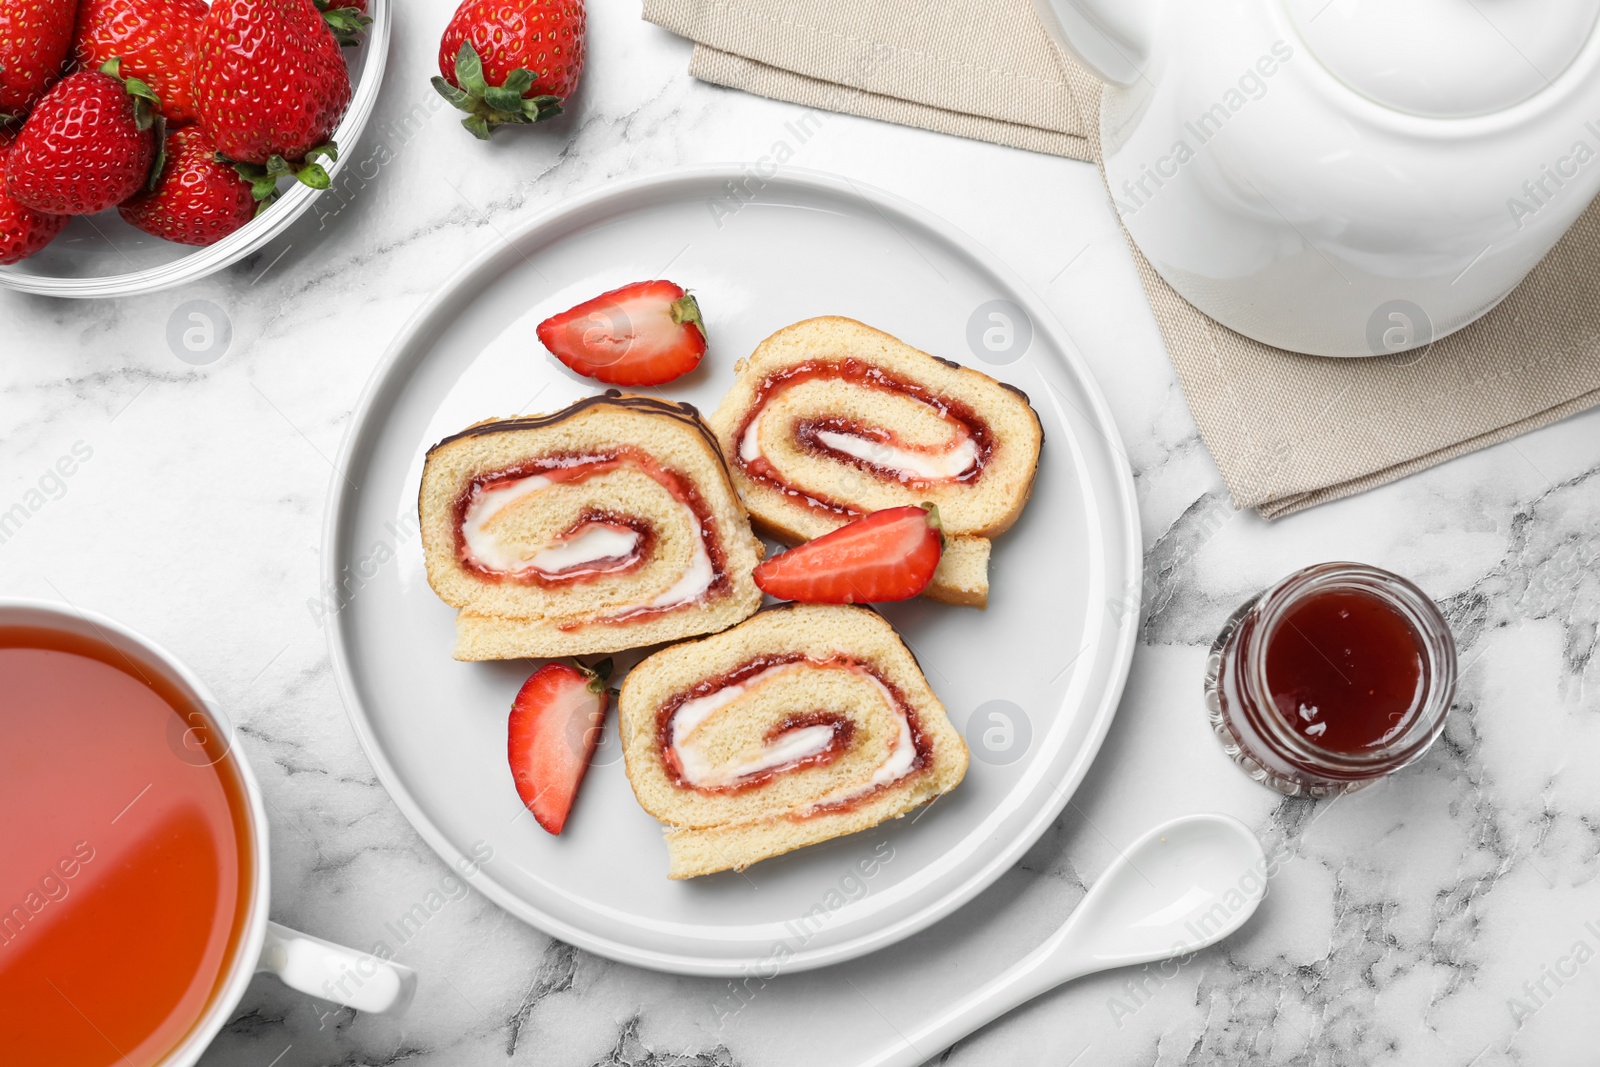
<box><xmin>535</xmin><ymin>280</ymin><xmax>706</xmax><ymax>386</ymax></box>
<box><xmin>754</xmin><ymin>505</ymin><xmax>944</xmax><ymax>604</ymax></box>
<box><xmin>507</xmin><ymin>658</ymin><xmax>610</xmax><ymax>835</ymax></box>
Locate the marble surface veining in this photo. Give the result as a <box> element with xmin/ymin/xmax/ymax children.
<box><xmin>3</xmin><ymin>3</ymin><xmax>1599</xmax><ymax>1065</ymax></box>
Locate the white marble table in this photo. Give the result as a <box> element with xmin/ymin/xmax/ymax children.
<box><xmin>5</xmin><ymin>4</ymin><xmax>1599</xmax><ymax>1065</ymax></box>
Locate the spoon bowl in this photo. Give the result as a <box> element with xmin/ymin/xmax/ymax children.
<box><xmin>854</xmin><ymin>813</ymin><xmax>1266</xmax><ymax>1067</ymax></box>
<box><xmin>1063</xmin><ymin>813</ymin><xmax>1265</xmax><ymax>970</ymax></box>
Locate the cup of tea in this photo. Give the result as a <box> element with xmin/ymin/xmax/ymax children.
<box><xmin>0</xmin><ymin>598</ymin><xmax>416</xmax><ymax>1067</ymax></box>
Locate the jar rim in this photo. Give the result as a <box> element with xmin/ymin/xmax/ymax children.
<box><xmin>1235</xmin><ymin>561</ymin><xmax>1458</xmax><ymax>778</ymax></box>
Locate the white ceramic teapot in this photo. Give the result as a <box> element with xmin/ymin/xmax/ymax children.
<box><xmin>1032</xmin><ymin>0</ymin><xmax>1600</xmax><ymax>356</ymax></box>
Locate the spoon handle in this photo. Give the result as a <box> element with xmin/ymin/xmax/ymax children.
<box><xmin>852</xmin><ymin>937</ymin><xmax>1086</xmax><ymax>1067</ymax></box>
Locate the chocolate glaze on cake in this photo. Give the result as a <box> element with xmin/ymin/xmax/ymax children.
<box><xmin>427</xmin><ymin>392</ymin><xmax>734</xmax><ymax>483</ymax></box>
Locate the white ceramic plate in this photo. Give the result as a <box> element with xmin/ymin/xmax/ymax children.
<box><xmin>0</xmin><ymin>0</ymin><xmax>389</xmax><ymax>299</ymax></box>
<box><xmin>325</xmin><ymin>167</ymin><xmax>1140</xmax><ymax>975</ymax></box>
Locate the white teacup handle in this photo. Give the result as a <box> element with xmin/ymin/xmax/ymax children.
<box><xmin>258</xmin><ymin>921</ymin><xmax>417</xmax><ymax>1014</ymax></box>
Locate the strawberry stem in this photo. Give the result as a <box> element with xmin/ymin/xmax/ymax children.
<box><xmin>294</xmin><ymin>142</ymin><xmax>339</xmax><ymax>189</ymax></box>
<box><xmin>99</xmin><ymin>57</ymin><xmax>162</xmax><ymax>132</ymax></box>
<box><xmin>921</xmin><ymin>502</ymin><xmax>945</xmax><ymax>546</ymax></box>
<box><xmin>669</xmin><ymin>292</ymin><xmax>706</xmax><ymax>341</ymax></box>
<box><xmin>431</xmin><ymin>41</ymin><xmax>564</xmax><ymax>141</ymax></box>
<box><xmin>219</xmin><ymin>143</ymin><xmax>336</xmax><ymax>209</ymax></box>
<box><xmin>223</xmin><ymin>155</ymin><xmax>282</xmax><ymax>203</ymax></box>
<box><xmin>575</xmin><ymin>657</ymin><xmax>614</xmax><ymax>692</ymax></box>
<box><xmin>144</xmin><ymin>116</ymin><xmax>167</xmax><ymax>192</ymax></box>
<box><xmin>312</xmin><ymin>0</ymin><xmax>372</xmax><ymax>46</ymax></box>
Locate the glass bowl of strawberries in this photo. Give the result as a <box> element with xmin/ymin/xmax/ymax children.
<box><xmin>0</xmin><ymin>0</ymin><xmax>388</xmax><ymax>297</ymax></box>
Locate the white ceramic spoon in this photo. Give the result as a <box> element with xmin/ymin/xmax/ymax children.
<box><xmin>854</xmin><ymin>813</ymin><xmax>1267</xmax><ymax>1067</ymax></box>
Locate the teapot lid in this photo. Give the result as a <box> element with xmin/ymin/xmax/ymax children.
<box><xmin>1287</xmin><ymin>0</ymin><xmax>1600</xmax><ymax>117</ymax></box>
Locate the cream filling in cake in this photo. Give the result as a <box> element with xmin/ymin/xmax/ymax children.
<box><xmin>527</xmin><ymin>523</ymin><xmax>641</xmax><ymax>573</ymax></box>
<box><xmin>805</xmin><ymin>699</ymin><xmax>915</xmax><ymax>810</ymax></box>
<box><xmin>667</xmin><ymin>661</ymin><xmax>915</xmax><ymax>799</ymax></box>
<box><xmin>646</xmin><ymin>534</ymin><xmax>714</xmax><ymax>609</ymax></box>
<box><xmin>811</xmin><ymin>429</ymin><xmax>978</xmax><ymax>480</ymax></box>
<box><xmin>737</xmin><ymin>411</ymin><xmax>766</xmax><ymax>464</ymax></box>
<box><xmin>460</xmin><ymin>472</ymin><xmax>557</xmax><ymax>573</ymax></box>
<box><xmin>740</xmin><ymin>408</ymin><xmax>978</xmax><ymax>483</ymax></box>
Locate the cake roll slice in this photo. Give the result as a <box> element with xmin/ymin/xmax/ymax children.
<box><xmin>420</xmin><ymin>394</ymin><xmax>765</xmax><ymax>660</ymax></box>
<box><xmin>619</xmin><ymin>604</ymin><xmax>968</xmax><ymax>878</ymax></box>
<box><xmin>708</xmin><ymin>317</ymin><xmax>1043</xmax><ymax>608</ymax></box>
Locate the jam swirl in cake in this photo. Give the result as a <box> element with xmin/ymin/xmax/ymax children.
<box><xmin>618</xmin><ymin>603</ymin><xmax>967</xmax><ymax>877</ymax></box>
<box><xmin>733</xmin><ymin>358</ymin><xmax>996</xmax><ymax>518</ymax></box>
<box><xmin>422</xmin><ymin>394</ymin><xmax>765</xmax><ymax>661</ymax></box>
<box><xmin>654</xmin><ymin>652</ymin><xmax>931</xmax><ymax>815</ymax></box>
<box><xmin>452</xmin><ymin>447</ymin><xmax>730</xmax><ymax>622</ymax></box>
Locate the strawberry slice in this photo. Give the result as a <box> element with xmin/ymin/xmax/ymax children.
<box><xmin>754</xmin><ymin>505</ymin><xmax>944</xmax><ymax>604</ymax></box>
<box><xmin>536</xmin><ymin>280</ymin><xmax>707</xmax><ymax>386</ymax></box>
<box><xmin>507</xmin><ymin>658</ymin><xmax>611</xmax><ymax>835</ymax></box>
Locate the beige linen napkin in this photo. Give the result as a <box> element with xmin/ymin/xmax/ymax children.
<box><xmin>642</xmin><ymin>0</ymin><xmax>1094</xmax><ymax>160</ymax></box>
<box><xmin>643</xmin><ymin>0</ymin><xmax>1600</xmax><ymax>517</ymax></box>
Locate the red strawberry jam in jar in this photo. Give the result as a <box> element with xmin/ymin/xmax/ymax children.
<box><xmin>1205</xmin><ymin>562</ymin><xmax>1458</xmax><ymax>796</ymax></box>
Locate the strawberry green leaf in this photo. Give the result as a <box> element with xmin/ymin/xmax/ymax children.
<box><xmin>124</xmin><ymin>76</ymin><xmax>160</xmax><ymax>106</ymax></box>
<box><xmin>99</xmin><ymin>59</ymin><xmax>160</xmax><ymax>132</ymax></box>
<box><xmin>227</xmin><ymin>157</ymin><xmax>285</xmax><ymax>202</ymax></box>
<box><xmin>305</xmin><ymin>141</ymin><xmax>339</xmax><ymax>164</ymax></box>
<box><xmin>454</xmin><ymin>41</ymin><xmax>490</xmax><ymax>98</ymax></box>
<box><xmin>296</xmin><ymin>163</ymin><xmax>332</xmax><ymax>189</ymax></box>
<box><xmin>442</xmin><ymin>46</ymin><xmax>564</xmax><ymax>139</ymax></box>
<box><xmin>100</xmin><ymin>59</ymin><xmax>161</xmax><ymax>132</ymax></box>
<box><xmin>577</xmin><ymin>657</ymin><xmax>614</xmax><ymax>691</ymax></box>
<box><xmin>501</xmin><ymin>68</ymin><xmax>534</xmax><ymax>96</ymax></box>
<box><xmin>319</xmin><ymin>6</ymin><xmax>372</xmax><ymax>45</ymax></box>
<box><xmin>431</xmin><ymin>76</ymin><xmax>471</xmax><ymax>111</ymax></box>
<box><xmin>521</xmin><ymin>95</ymin><xmax>563</xmax><ymax>122</ymax></box>
<box><xmin>145</xmin><ymin>116</ymin><xmax>168</xmax><ymax>192</ymax></box>
<box><xmin>483</xmin><ymin>85</ymin><xmax>525</xmax><ymax>113</ymax></box>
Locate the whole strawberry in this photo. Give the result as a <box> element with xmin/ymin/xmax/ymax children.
<box><xmin>0</xmin><ymin>0</ymin><xmax>76</xmax><ymax>119</ymax></box>
<box><xmin>119</xmin><ymin>126</ymin><xmax>263</xmax><ymax>245</ymax></box>
<box><xmin>73</xmin><ymin>0</ymin><xmax>208</xmax><ymax>125</ymax></box>
<box><xmin>6</xmin><ymin>60</ymin><xmax>159</xmax><ymax>216</ymax></box>
<box><xmin>194</xmin><ymin>0</ymin><xmax>352</xmax><ymax>180</ymax></box>
<box><xmin>432</xmin><ymin>0</ymin><xmax>584</xmax><ymax>140</ymax></box>
<box><xmin>0</xmin><ymin>133</ymin><xmax>67</xmax><ymax>263</ymax></box>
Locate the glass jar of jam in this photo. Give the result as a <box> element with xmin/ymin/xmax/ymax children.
<box><xmin>1205</xmin><ymin>561</ymin><xmax>1458</xmax><ymax>796</ymax></box>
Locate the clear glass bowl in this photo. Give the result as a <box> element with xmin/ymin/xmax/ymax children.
<box><xmin>0</xmin><ymin>0</ymin><xmax>390</xmax><ymax>299</ymax></box>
